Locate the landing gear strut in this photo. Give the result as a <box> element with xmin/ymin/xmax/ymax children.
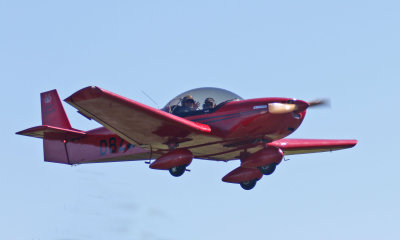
<box><xmin>169</xmin><ymin>165</ymin><xmax>187</xmax><ymax>177</ymax></box>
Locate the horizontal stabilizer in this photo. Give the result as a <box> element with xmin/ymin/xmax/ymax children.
<box><xmin>16</xmin><ymin>125</ymin><xmax>86</xmax><ymax>140</ymax></box>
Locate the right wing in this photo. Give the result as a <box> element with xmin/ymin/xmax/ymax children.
<box><xmin>269</xmin><ymin>139</ymin><xmax>357</xmax><ymax>155</ymax></box>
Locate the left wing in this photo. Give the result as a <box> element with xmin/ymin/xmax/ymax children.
<box><xmin>65</xmin><ymin>86</ymin><xmax>215</xmax><ymax>150</ymax></box>
<box><xmin>269</xmin><ymin>138</ymin><xmax>357</xmax><ymax>155</ymax></box>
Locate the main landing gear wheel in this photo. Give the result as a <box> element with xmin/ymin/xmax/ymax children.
<box><xmin>258</xmin><ymin>163</ymin><xmax>277</xmax><ymax>175</ymax></box>
<box><xmin>169</xmin><ymin>165</ymin><xmax>187</xmax><ymax>177</ymax></box>
<box><xmin>240</xmin><ymin>179</ymin><xmax>257</xmax><ymax>190</ymax></box>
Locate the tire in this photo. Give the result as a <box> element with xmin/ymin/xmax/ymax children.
<box><xmin>169</xmin><ymin>165</ymin><xmax>187</xmax><ymax>177</ymax></box>
<box><xmin>258</xmin><ymin>163</ymin><xmax>277</xmax><ymax>175</ymax></box>
<box><xmin>240</xmin><ymin>179</ymin><xmax>257</xmax><ymax>190</ymax></box>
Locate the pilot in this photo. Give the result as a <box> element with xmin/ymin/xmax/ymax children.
<box><xmin>203</xmin><ymin>97</ymin><xmax>215</xmax><ymax>112</ymax></box>
<box><xmin>173</xmin><ymin>95</ymin><xmax>199</xmax><ymax>115</ymax></box>
<box><xmin>183</xmin><ymin>95</ymin><xmax>200</xmax><ymax>110</ymax></box>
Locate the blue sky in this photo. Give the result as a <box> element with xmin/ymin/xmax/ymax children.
<box><xmin>1</xmin><ymin>1</ymin><xmax>399</xmax><ymax>239</ymax></box>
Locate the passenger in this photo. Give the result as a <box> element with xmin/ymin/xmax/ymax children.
<box><xmin>203</xmin><ymin>97</ymin><xmax>215</xmax><ymax>112</ymax></box>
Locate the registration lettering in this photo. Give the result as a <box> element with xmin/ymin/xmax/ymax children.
<box><xmin>99</xmin><ymin>137</ymin><xmax>134</xmax><ymax>156</ymax></box>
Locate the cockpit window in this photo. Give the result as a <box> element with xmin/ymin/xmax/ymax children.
<box><xmin>162</xmin><ymin>87</ymin><xmax>243</xmax><ymax>117</ymax></box>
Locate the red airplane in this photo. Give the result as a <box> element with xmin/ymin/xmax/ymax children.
<box><xmin>17</xmin><ymin>86</ymin><xmax>357</xmax><ymax>190</ymax></box>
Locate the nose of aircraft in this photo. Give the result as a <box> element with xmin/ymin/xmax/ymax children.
<box><xmin>267</xmin><ymin>99</ymin><xmax>309</xmax><ymax>114</ymax></box>
<box><xmin>293</xmin><ymin>99</ymin><xmax>309</xmax><ymax>112</ymax></box>
<box><xmin>267</xmin><ymin>99</ymin><xmax>328</xmax><ymax>114</ymax></box>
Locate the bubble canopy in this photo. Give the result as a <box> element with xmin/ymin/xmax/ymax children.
<box><xmin>163</xmin><ymin>87</ymin><xmax>243</xmax><ymax>114</ymax></box>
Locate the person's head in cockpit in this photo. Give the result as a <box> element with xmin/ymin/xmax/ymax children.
<box><xmin>182</xmin><ymin>95</ymin><xmax>197</xmax><ymax>110</ymax></box>
<box><xmin>203</xmin><ymin>97</ymin><xmax>215</xmax><ymax>111</ymax></box>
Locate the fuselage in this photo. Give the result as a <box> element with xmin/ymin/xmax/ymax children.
<box><xmin>63</xmin><ymin>97</ymin><xmax>307</xmax><ymax>164</ymax></box>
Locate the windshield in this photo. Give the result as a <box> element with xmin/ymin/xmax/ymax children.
<box><xmin>163</xmin><ymin>87</ymin><xmax>243</xmax><ymax>116</ymax></box>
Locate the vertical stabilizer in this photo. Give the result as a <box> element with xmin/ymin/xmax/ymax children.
<box><xmin>41</xmin><ymin>90</ymin><xmax>72</xmax><ymax>129</ymax></box>
<box><xmin>41</xmin><ymin>90</ymin><xmax>72</xmax><ymax>164</ymax></box>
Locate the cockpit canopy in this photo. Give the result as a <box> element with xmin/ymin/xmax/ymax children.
<box><xmin>163</xmin><ymin>87</ymin><xmax>243</xmax><ymax>117</ymax></box>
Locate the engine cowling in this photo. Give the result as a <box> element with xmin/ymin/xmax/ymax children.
<box><xmin>149</xmin><ymin>149</ymin><xmax>193</xmax><ymax>170</ymax></box>
<box><xmin>222</xmin><ymin>167</ymin><xmax>263</xmax><ymax>183</ymax></box>
<box><xmin>241</xmin><ymin>147</ymin><xmax>283</xmax><ymax>169</ymax></box>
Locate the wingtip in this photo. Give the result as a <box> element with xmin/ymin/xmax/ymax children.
<box><xmin>64</xmin><ymin>86</ymin><xmax>102</xmax><ymax>103</ymax></box>
<box><xmin>338</xmin><ymin>139</ymin><xmax>358</xmax><ymax>148</ymax></box>
<box><xmin>349</xmin><ymin>139</ymin><xmax>358</xmax><ymax>147</ymax></box>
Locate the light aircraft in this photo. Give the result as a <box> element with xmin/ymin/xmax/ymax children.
<box><xmin>17</xmin><ymin>86</ymin><xmax>357</xmax><ymax>190</ymax></box>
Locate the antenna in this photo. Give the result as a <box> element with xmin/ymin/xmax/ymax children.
<box><xmin>141</xmin><ymin>91</ymin><xmax>160</xmax><ymax>109</ymax></box>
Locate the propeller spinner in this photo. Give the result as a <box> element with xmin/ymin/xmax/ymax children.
<box><xmin>268</xmin><ymin>99</ymin><xmax>329</xmax><ymax>114</ymax></box>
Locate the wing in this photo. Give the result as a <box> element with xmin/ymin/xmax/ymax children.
<box><xmin>65</xmin><ymin>86</ymin><xmax>213</xmax><ymax>150</ymax></box>
<box><xmin>269</xmin><ymin>139</ymin><xmax>357</xmax><ymax>155</ymax></box>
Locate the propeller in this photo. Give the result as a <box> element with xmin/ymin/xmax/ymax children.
<box><xmin>268</xmin><ymin>99</ymin><xmax>330</xmax><ymax>114</ymax></box>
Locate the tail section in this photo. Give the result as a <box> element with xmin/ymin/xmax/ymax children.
<box><xmin>18</xmin><ymin>89</ymin><xmax>150</xmax><ymax>165</ymax></box>
<box><xmin>41</xmin><ymin>90</ymin><xmax>72</xmax><ymax>129</ymax></box>
<box><xmin>17</xmin><ymin>89</ymin><xmax>85</xmax><ymax>165</ymax></box>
